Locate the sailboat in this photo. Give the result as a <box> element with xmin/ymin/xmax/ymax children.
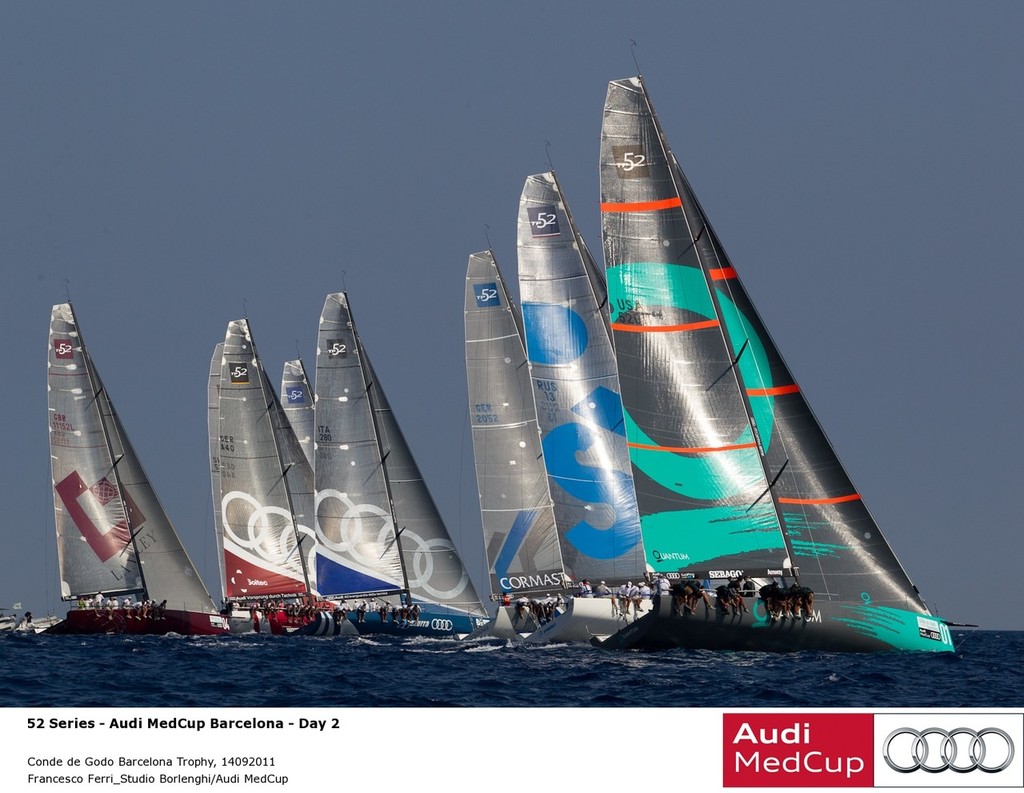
<box><xmin>46</xmin><ymin>303</ymin><xmax>229</xmax><ymax>635</ymax></box>
<box><xmin>595</xmin><ymin>76</ymin><xmax>952</xmax><ymax>652</ymax></box>
<box><xmin>464</xmin><ymin>251</ymin><xmax>571</xmax><ymax>637</ymax></box>
<box><xmin>213</xmin><ymin>319</ymin><xmax>331</xmax><ymax>635</ymax></box>
<box><xmin>515</xmin><ymin>173</ymin><xmax>650</xmax><ymax>641</ymax></box>
<box><xmin>310</xmin><ymin>292</ymin><xmax>490</xmax><ymax>637</ymax></box>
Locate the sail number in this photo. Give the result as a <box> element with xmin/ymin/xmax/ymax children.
<box><xmin>474</xmin><ymin>404</ymin><xmax>498</xmax><ymax>424</ymax></box>
<box><xmin>318</xmin><ymin>424</ymin><xmax>332</xmax><ymax>442</ymax></box>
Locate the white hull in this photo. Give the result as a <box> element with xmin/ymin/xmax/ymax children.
<box><xmin>467</xmin><ymin>597</ymin><xmax>651</xmax><ymax>643</ymax></box>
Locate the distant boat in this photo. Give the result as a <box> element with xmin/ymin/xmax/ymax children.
<box><xmin>309</xmin><ymin>292</ymin><xmax>490</xmax><ymax>637</ymax></box>
<box><xmin>46</xmin><ymin>303</ymin><xmax>228</xmax><ymax>636</ymax></box>
<box><xmin>594</xmin><ymin>76</ymin><xmax>952</xmax><ymax>652</ymax></box>
<box><xmin>281</xmin><ymin>359</ymin><xmax>314</xmax><ymax>468</ymax></box>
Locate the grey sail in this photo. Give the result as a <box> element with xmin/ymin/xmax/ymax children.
<box><xmin>313</xmin><ymin>293</ymin><xmax>408</xmax><ymax>597</ymax></box>
<box><xmin>281</xmin><ymin>359</ymin><xmax>314</xmax><ymax>468</ymax></box>
<box><xmin>217</xmin><ymin>319</ymin><xmax>314</xmax><ymax>601</ymax></box>
<box><xmin>47</xmin><ymin>302</ymin><xmax>218</xmax><ymax>613</ymax></box>
<box><xmin>465</xmin><ymin>251</ymin><xmax>565</xmax><ymax>597</ymax></box>
<box><xmin>208</xmin><ymin>342</ymin><xmax>227</xmax><ymax>601</ymax></box>
<box><xmin>517</xmin><ymin>172</ymin><xmax>646</xmax><ymax>586</ymax></box>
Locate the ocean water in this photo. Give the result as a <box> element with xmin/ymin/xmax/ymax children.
<box><xmin>1</xmin><ymin>629</ymin><xmax>1020</xmax><ymax>709</ymax></box>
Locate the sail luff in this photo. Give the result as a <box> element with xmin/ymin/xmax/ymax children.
<box><xmin>517</xmin><ymin>172</ymin><xmax>646</xmax><ymax>586</ymax></box>
<box><xmin>465</xmin><ymin>250</ymin><xmax>566</xmax><ymax>597</ymax></box>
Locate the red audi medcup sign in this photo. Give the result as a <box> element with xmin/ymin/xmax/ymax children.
<box><xmin>723</xmin><ymin>713</ymin><xmax>873</xmax><ymax>787</ymax></box>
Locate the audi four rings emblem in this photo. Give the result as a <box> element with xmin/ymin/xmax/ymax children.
<box><xmin>883</xmin><ymin>727</ymin><xmax>1015</xmax><ymax>773</ymax></box>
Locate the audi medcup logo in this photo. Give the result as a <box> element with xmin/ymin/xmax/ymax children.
<box><xmin>874</xmin><ymin>714</ymin><xmax>1022</xmax><ymax>787</ymax></box>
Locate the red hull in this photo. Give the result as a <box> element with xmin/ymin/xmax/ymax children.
<box><xmin>45</xmin><ymin>608</ymin><xmax>230</xmax><ymax>636</ymax></box>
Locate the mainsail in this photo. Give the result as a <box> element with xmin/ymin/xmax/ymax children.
<box><xmin>217</xmin><ymin>319</ymin><xmax>315</xmax><ymax>600</ymax></box>
<box><xmin>464</xmin><ymin>251</ymin><xmax>565</xmax><ymax>596</ymax></box>
<box><xmin>47</xmin><ymin>302</ymin><xmax>218</xmax><ymax>613</ymax></box>
<box><xmin>281</xmin><ymin>359</ymin><xmax>314</xmax><ymax>468</ymax></box>
<box><xmin>314</xmin><ymin>292</ymin><xmax>487</xmax><ymax>616</ymax></box>
<box><xmin>599</xmin><ymin>76</ymin><xmax>927</xmax><ymax>612</ymax></box>
<box><xmin>517</xmin><ymin>172</ymin><xmax>646</xmax><ymax>585</ymax></box>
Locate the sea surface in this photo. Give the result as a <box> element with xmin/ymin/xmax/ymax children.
<box><xmin>1</xmin><ymin>629</ymin><xmax>1020</xmax><ymax>709</ymax></box>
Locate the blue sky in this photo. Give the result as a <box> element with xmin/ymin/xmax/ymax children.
<box><xmin>3</xmin><ymin>1</ymin><xmax>1022</xmax><ymax>630</ymax></box>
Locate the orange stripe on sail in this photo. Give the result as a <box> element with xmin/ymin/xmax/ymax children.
<box><xmin>747</xmin><ymin>384</ymin><xmax>800</xmax><ymax>397</ymax></box>
<box><xmin>628</xmin><ymin>441</ymin><xmax>757</xmax><ymax>454</ymax></box>
<box><xmin>600</xmin><ymin>196</ymin><xmax>683</xmax><ymax>213</ymax></box>
<box><xmin>709</xmin><ymin>267</ymin><xmax>737</xmax><ymax>280</ymax></box>
<box><xmin>778</xmin><ymin>494</ymin><xmax>862</xmax><ymax>505</ymax></box>
<box><xmin>611</xmin><ymin>319</ymin><xmax>719</xmax><ymax>333</ymax></box>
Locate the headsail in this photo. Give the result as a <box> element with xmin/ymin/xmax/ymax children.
<box><xmin>363</xmin><ymin>349</ymin><xmax>487</xmax><ymax>615</ymax></box>
<box><xmin>281</xmin><ymin>359</ymin><xmax>314</xmax><ymax>468</ymax></box>
<box><xmin>465</xmin><ymin>251</ymin><xmax>565</xmax><ymax>597</ymax></box>
<box><xmin>600</xmin><ymin>76</ymin><xmax>927</xmax><ymax>612</ymax></box>
<box><xmin>217</xmin><ymin>319</ymin><xmax>314</xmax><ymax>600</ymax></box>
<box><xmin>48</xmin><ymin>303</ymin><xmax>218</xmax><ymax>613</ymax></box>
<box><xmin>517</xmin><ymin>172</ymin><xmax>646</xmax><ymax>585</ymax></box>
